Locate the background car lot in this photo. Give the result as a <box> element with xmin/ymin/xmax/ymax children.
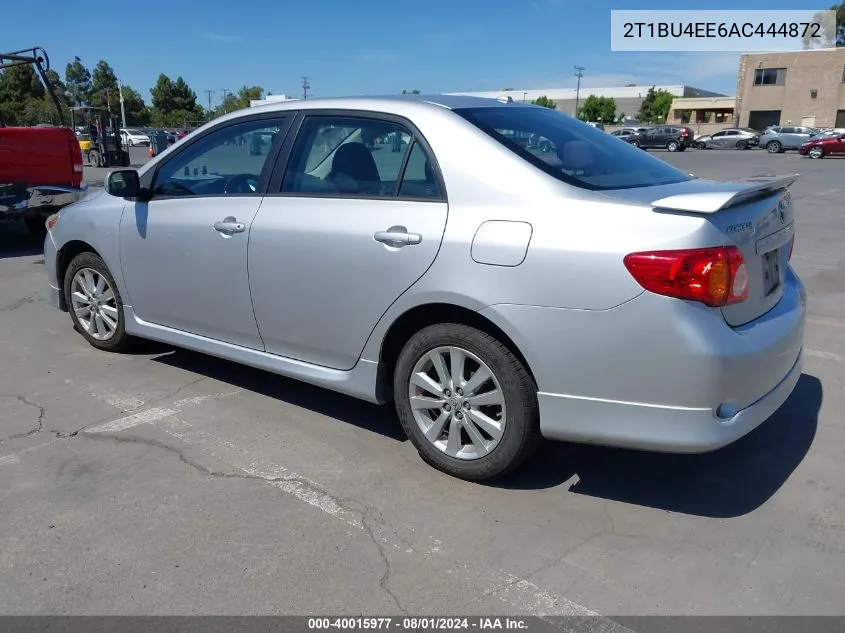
<box><xmin>0</xmin><ymin>149</ymin><xmax>843</xmax><ymax>618</ymax></box>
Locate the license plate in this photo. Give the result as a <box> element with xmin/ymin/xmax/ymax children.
<box><xmin>762</xmin><ymin>249</ymin><xmax>781</xmax><ymax>296</ymax></box>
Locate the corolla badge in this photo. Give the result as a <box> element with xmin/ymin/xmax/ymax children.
<box><xmin>726</xmin><ymin>221</ymin><xmax>753</xmax><ymax>234</ymax></box>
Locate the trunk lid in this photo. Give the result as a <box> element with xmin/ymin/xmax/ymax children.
<box><xmin>603</xmin><ymin>175</ymin><xmax>797</xmax><ymax>327</ymax></box>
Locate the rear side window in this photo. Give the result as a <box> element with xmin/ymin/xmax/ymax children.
<box><xmin>455</xmin><ymin>106</ymin><xmax>690</xmax><ymax>191</ymax></box>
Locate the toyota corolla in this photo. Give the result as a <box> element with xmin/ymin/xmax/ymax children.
<box><xmin>43</xmin><ymin>95</ymin><xmax>806</xmax><ymax>481</ymax></box>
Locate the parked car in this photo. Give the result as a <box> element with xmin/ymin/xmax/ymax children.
<box><xmin>694</xmin><ymin>128</ymin><xmax>759</xmax><ymax>150</ymax></box>
<box><xmin>798</xmin><ymin>132</ymin><xmax>845</xmax><ymax>159</ymax></box>
<box><xmin>119</xmin><ymin>128</ymin><xmax>151</xmax><ymax>147</ymax></box>
<box><xmin>627</xmin><ymin>125</ymin><xmax>694</xmax><ymax>151</ymax></box>
<box><xmin>42</xmin><ymin>95</ymin><xmax>805</xmax><ymax>481</ymax></box>
<box><xmin>758</xmin><ymin>125</ymin><xmax>819</xmax><ymax>153</ymax></box>
<box><xmin>609</xmin><ymin>127</ymin><xmax>648</xmax><ymax>142</ymax></box>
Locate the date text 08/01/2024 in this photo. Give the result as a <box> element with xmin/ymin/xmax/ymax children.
<box><xmin>622</xmin><ymin>21</ymin><xmax>824</xmax><ymax>39</ymax></box>
<box><xmin>307</xmin><ymin>617</ymin><xmax>529</xmax><ymax>630</ymax></box>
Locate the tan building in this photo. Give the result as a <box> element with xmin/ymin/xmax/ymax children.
<box><xmin>734</xmin><ymin>48</ymin><xmax>845</xmax><ymax>130</ymax></box>
<box><xmin>669</xmin><ymin>96</ymin><xmax>736</xmax><ymax>125</ymax></box>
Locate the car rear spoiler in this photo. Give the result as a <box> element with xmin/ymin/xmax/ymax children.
<box><xmin>30</xmin><ymin>184</ymin><xmax>89</xmax><ymax>195</ymax></box>
<box><xmin>651</xmin><ymin>174</ymin><xmax>799</xmax><ymax>214</ymax></box>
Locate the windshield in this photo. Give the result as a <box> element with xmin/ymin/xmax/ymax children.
<box><xmin>455</xmin><ymin>106</ymin><xmax>690</xmax><ymax>191</ymax></box>
<box><xmin>125</xmin><ymin>129</ymin><xmax>144</xmax><ymax>135</ymax></box>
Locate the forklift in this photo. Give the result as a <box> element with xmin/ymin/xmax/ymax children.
<box><xmin>69</xmin><ymin>106</ymin><xmax>130</xmax><ymax>168</ymax></box>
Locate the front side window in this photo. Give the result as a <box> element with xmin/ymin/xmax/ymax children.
<box><xmin>455</xmin><ymin>106</ymin><xmax>690</xmax><ymax>191</ymax></box>
<box><xmin>282</xmin><ymin>116</ymin><xmax>417</xmax><ymax>197</ymax></box>
<box><xmin>151</xmin><ymin>117</ymin><xmax>289</xmax><ymax>197</ymax></box>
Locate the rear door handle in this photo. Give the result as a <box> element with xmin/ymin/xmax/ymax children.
<box><xmin>374</xmin><ymin>228</ymin><xmax>422</xmax><ymax>246</ymax></box>
<box><xmin>213</xmin><ymin>216</ymin><xmax>246</xmax><ymax>234</ymax></box>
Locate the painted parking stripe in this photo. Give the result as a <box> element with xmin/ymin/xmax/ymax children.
<box><xmin>86</xmin><ymin>392</ymin><xmax>241</xmax><ymax>434</ymax></box>
<box><xmin>805</xmin><ymin>348</ymin><xmax>843</xmax><ymax>362</ymax></box>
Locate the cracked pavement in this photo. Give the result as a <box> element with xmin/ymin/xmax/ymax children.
<box><xmin>1</xmin><ymin>150</ymin><xmax>844</xmax><ymax>618</ymax></box>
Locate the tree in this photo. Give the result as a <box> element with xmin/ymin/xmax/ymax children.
<box><xmin>150</xmin><ymin>74</ymin><xmax>203</xmax><ymax>126</ymax></box>
<box><xmin>120</xmin><ymin>85</ymin><xmax>151</xmax><ymax>126</ymax></box>
<box><xmin>577</xmin><ymin>95</ymin><xmax>616</xmax><ymax>123</ymax></box>
<box><xmin>150</xmin><ymin>73</ymin><xmax>175</xmax><ymax>111</ymax></box>
<box><xmin>532</xmin><ymin>95</ymin><xmax>557</xmax><ymax>109</ymax></box>
<box><xmin>637</xmin><ymin>86</ymin><xmax>674</xmax><ymax>123</ymax></box>
<box><xmin>91</xmin><ymin>60</ymin><xmax>119</xmax><ymax>111</ymax></box>
<box><xmin>803</xmin><ymin>4</ymin><xmax>841</xmax><ymax>48</ymax></box>
<box><xmin>652</xmin><ymin>90</ymin><xmax>674</xmax><ymax>123</ymax></box>
<box><xmin>65</xmin><ymin>56</ymin><xmax>92</xmax><ymax>106</ymax></box>
<box><xmin>0</xmin><ymin>63</ymin><xmax>48</xmax><ymax>125</ymax></box>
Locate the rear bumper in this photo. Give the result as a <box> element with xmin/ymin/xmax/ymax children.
<box><xmin>479</xmin><ymin>267</ymin><xmax>807</xmax><ymax>453</ymax></box>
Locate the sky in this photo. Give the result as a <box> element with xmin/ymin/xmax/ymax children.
<box><xmin>3</xmin><ymin>0</ymin><xmax>832</xmax><ymax>107</ymax></box>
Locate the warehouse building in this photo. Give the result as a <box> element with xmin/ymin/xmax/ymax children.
<box><xmin>444</xmin><ymin>85</ymin><xmax>725</xmax><ymax>120</ymax></box>
<box><xmin>734</xmin><ymin>48</ymin><xmax>845</xmax><ymax>130</ymax></box>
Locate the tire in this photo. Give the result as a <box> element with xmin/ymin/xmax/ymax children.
<box><xmin>539</xmin><ymin>140</ymin><xmax>551</xmax><ymax>153</ymax></box>
<box><xmin>128</xmin><ymin>139</ymin><xmax>135</xmax><ymax>147</ymax></box>
<box><xmin>666</xmin><ymin>140</ymin><xmax>680</xmax><ymax>152</ymax></box>
<box><xmin>88</xmin><ymin>150</ymin><xmax>101</xmax><ymax>168</ymax></box>
<box><xmin>766</xmin><ymin>141</ymin><xmax>782</xmax><ymax>153</ymax></box>
<box><xmin>696</xmin><ymin>142</ymin><xmax>706</xmax><ymax>150</ymax></box>
<box><xmin>808</xmin><ymin>146</ymin><xmax>824</xmax><ymax>159</ymax></box>
<box><xmin>63</xmin><ymin>252</ymin><xmax>134</xmax><ymax>352</ymax></box>
<box><xmin>736</xmin><ymin>140</ymin><xmax>748</xmax><ymax>150</ymax></box>
<box><xmin>628</xmin><ymin>139</ymin><xmax>640</xmax><ymax>148</ymax></box>
<box><xmin>393</xmin><ymin>323</ymin><xmax>541</xmax><ymax>481</ymax></box>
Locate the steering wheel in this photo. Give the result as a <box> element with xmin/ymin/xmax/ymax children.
<box><xmin>223</xmin><ymin>173</ymin><xmax>261</xmax><ymax>194</ymax></box>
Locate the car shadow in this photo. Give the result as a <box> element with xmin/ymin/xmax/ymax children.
<box><xmin>150</xmin><ymin>346</ymin><xmax>406</xmax><ymax>442</ymax></box>
<box><xmin>0</xmin><ymin>222</ymin><xmax>44</xmax><ymax>260</ymax></box>
<box><xmin>147</xmin><ymin>344</ymin><xmax>820</xmax><ymax>516</ymax></box>
<box><xmin>502</xmin><ymin>373</ymin><xmax>822</xmax><ymax>518</ymax></box>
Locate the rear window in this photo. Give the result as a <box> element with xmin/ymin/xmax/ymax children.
<box><xmin>455</xmin><ymin>106</ymin><xmax>690</xmax><ymax>191</ymax></box>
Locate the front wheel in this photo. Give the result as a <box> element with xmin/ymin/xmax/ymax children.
<box><xmin>393</xmin><ymin>324</ymin><xmax>540</xmax><ymax>481</ymax></box>
<box><xmin>87</xmin><ymin>150</ymin><xmax>101</xmax><ymax>168</ymax></box>
<box><xmin>64</xmin><ymin>252</ymin><xmax>134</xmax><ymax>352</ymax></box>
<box><xmin>696</xmin><ymin>141</ymin><xmax>706</xmax><ymax>150</ymax></box>
<box><xmin>736</xmin><ymin>140</ymin><xmax>748</xmax><ymax>150</ymax></box>
<box><xmin>766</xmin><ymin>141</ymin><xmax>782</xmax><ymax>153</ymax></box>
<box><xmin>628</xmin><ymin>139</ymin><xmax>640</xmax><ymax>148</ymax></box>
<box><xmin>808</xmin><ymin>146</ymin><xmax>824</xmax><ymax>159</ymax></box>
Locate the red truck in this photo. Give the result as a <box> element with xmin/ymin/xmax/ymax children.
<box><xmin>0</xmin><ymin>48</ymin><xmax>88</xmax><ymax>236</ymax></box>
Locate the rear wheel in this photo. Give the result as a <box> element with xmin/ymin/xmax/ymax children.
<box><xmin>766</xmin><ymin>141</ymin><xmax>782</xmax><ymax>153</ymax></box>
<box><xmin>808</xmin><ymin>146</ymin><xmax>824</xmax><ymax>159</ymax></box>
<box><xmin>393</xmin><ymin>324</ymin><xmax>540</xmax><ymax>481</ymax></box>
<box><xmin>666</xmin><ymin>139</ymin><xmax>680</xmax><ymax>152</ymax></box>
<box><xmin>64</xmin><ymin>252</ymin><xmax>133</xmax><ymax>352</ymax></box>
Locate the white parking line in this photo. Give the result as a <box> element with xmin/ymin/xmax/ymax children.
<box><xmin>806</xmin><ymin>348</ymin><xmax>843</xmax><ymax>362</ymax></box>
<box><xmin>85</xmin><ymin>392</ymin><xmax>240</xmax><ymax>434</ymax></box>
<box><xmin>0</xmin><ymin>438</ymin><xmax>60</xmax><ymax>467</ymax></box>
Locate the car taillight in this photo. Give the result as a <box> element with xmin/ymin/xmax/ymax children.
<box><xmin>680</xmin><ymin>129</ymin><xmax>689</xmax><ymax>137</ymax></box>
<box><xmin>623</xmin><ymin>246</ymin><xmax>748</xmax><ymax>307</ymax></box>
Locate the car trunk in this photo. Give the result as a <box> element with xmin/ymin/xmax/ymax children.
<box><xmin>600</xmin><ymin>175</ymin><xmax>797</xmax><ymax>328</ymax></box>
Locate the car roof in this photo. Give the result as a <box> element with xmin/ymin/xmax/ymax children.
<box><xmin>246</xmin><ymin>94</ymin><xmax>531</xmax><ymax>115</ymax></box>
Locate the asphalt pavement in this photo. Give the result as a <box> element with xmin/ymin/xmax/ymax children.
<box><xmin>1</xmin><ymin>148</ymin><xmax>843</xmax><ymax>620</ymax></box>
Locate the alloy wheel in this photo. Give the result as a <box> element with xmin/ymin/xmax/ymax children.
<box><xmin>408</xmin><ymin>346</ymin><xmax>506</xmax><ymax>460</ymax></box>
<box><xmin>70</xmin><ymin>267</ymin><xmax>120</xmax><ymax>341</ymax></box>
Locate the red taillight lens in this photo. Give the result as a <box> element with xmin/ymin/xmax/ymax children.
<box><xmin>623</xmin><ymin>246</ymin><xmax>748</xmax><ymax>307</ymax></box>
<box><xmin>681</xmin><ymin>129</ymin><xmax>689</xmax><ymax>137</ymax></box>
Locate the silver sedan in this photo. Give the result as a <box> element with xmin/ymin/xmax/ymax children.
<box><xmin>43</xmin><ymin>95</ymin><xmax>806</xmax><ymax>481</ymax></box>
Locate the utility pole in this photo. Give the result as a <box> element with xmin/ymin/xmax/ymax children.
<box><xmin>220</xmin><ymin>88</ymin><xmax>230</xmax><ymax>113</ymax></box>
<box><xmin>204</xmin><ymin>89</ymin><xmax>215</xmax><ymax>114</ymax></box>
<box><xmin>117</xmin><ymin>78</ymin><xmax>127</xmax><ymax>128</ymax></box>
<box><xmin>301</xmin><ymin>76</ymin><xmax>310</xmax><ymax>100</ymax></box>
<box><xmin>574</xmin><ymin>66</ymin><xmax>585</xmax><ymax>119</ymax></box>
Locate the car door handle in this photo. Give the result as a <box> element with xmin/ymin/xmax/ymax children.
<box><xmin>374</xmin><ymin>229</ymin><xmax>422</xmax><ymax>246</ymax></box>
<box><xmin>213</xmin><ymin>217</ymin><xmax>246</xmax><ymax>234</ymax></box>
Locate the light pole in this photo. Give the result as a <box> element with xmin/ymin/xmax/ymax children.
<box><xmin>117</xmin><ymin>78</ymin><xmax>127</xmax><ymax>128</ymax></box>
<box><xmin>574</xmin><ymin>66</ymin><xmax>585</xmax><ymax>118</ymax></box>
<box><xmin>523</xmin><ymin>91</ymin><xmax>527</xmax><ymax>102</ymax></box>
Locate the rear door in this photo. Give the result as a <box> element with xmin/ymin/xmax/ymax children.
<box><xmin>710</xmin><ymin>130</ymin><xmax>728</xmax><ymax>148</ymax></box>
<box><xmin>247</xmin><ymin>111</ymin><xmax>448</xmax><ymax>370</ymax></box>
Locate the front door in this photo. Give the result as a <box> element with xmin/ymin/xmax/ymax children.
<box><xmin>248</xmin><ymin>113</ymin><xmax>448</xmax><ymax>370</ymax></box>
<box><xmin>119</xmin><ymin>114</ymin><xmax>292</xmax><ymax>349</ymax></box>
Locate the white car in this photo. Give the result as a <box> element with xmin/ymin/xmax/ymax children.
<box><xmin>120</xmin><ymin>128</ymin><xmax>150</xmax><ymax>146</ymax></box>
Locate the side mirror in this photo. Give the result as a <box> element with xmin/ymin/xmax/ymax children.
<box><xmin>106</xmin><ymin>169</ymin><xmax>143</xmax><ymax>199</ymax></box>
